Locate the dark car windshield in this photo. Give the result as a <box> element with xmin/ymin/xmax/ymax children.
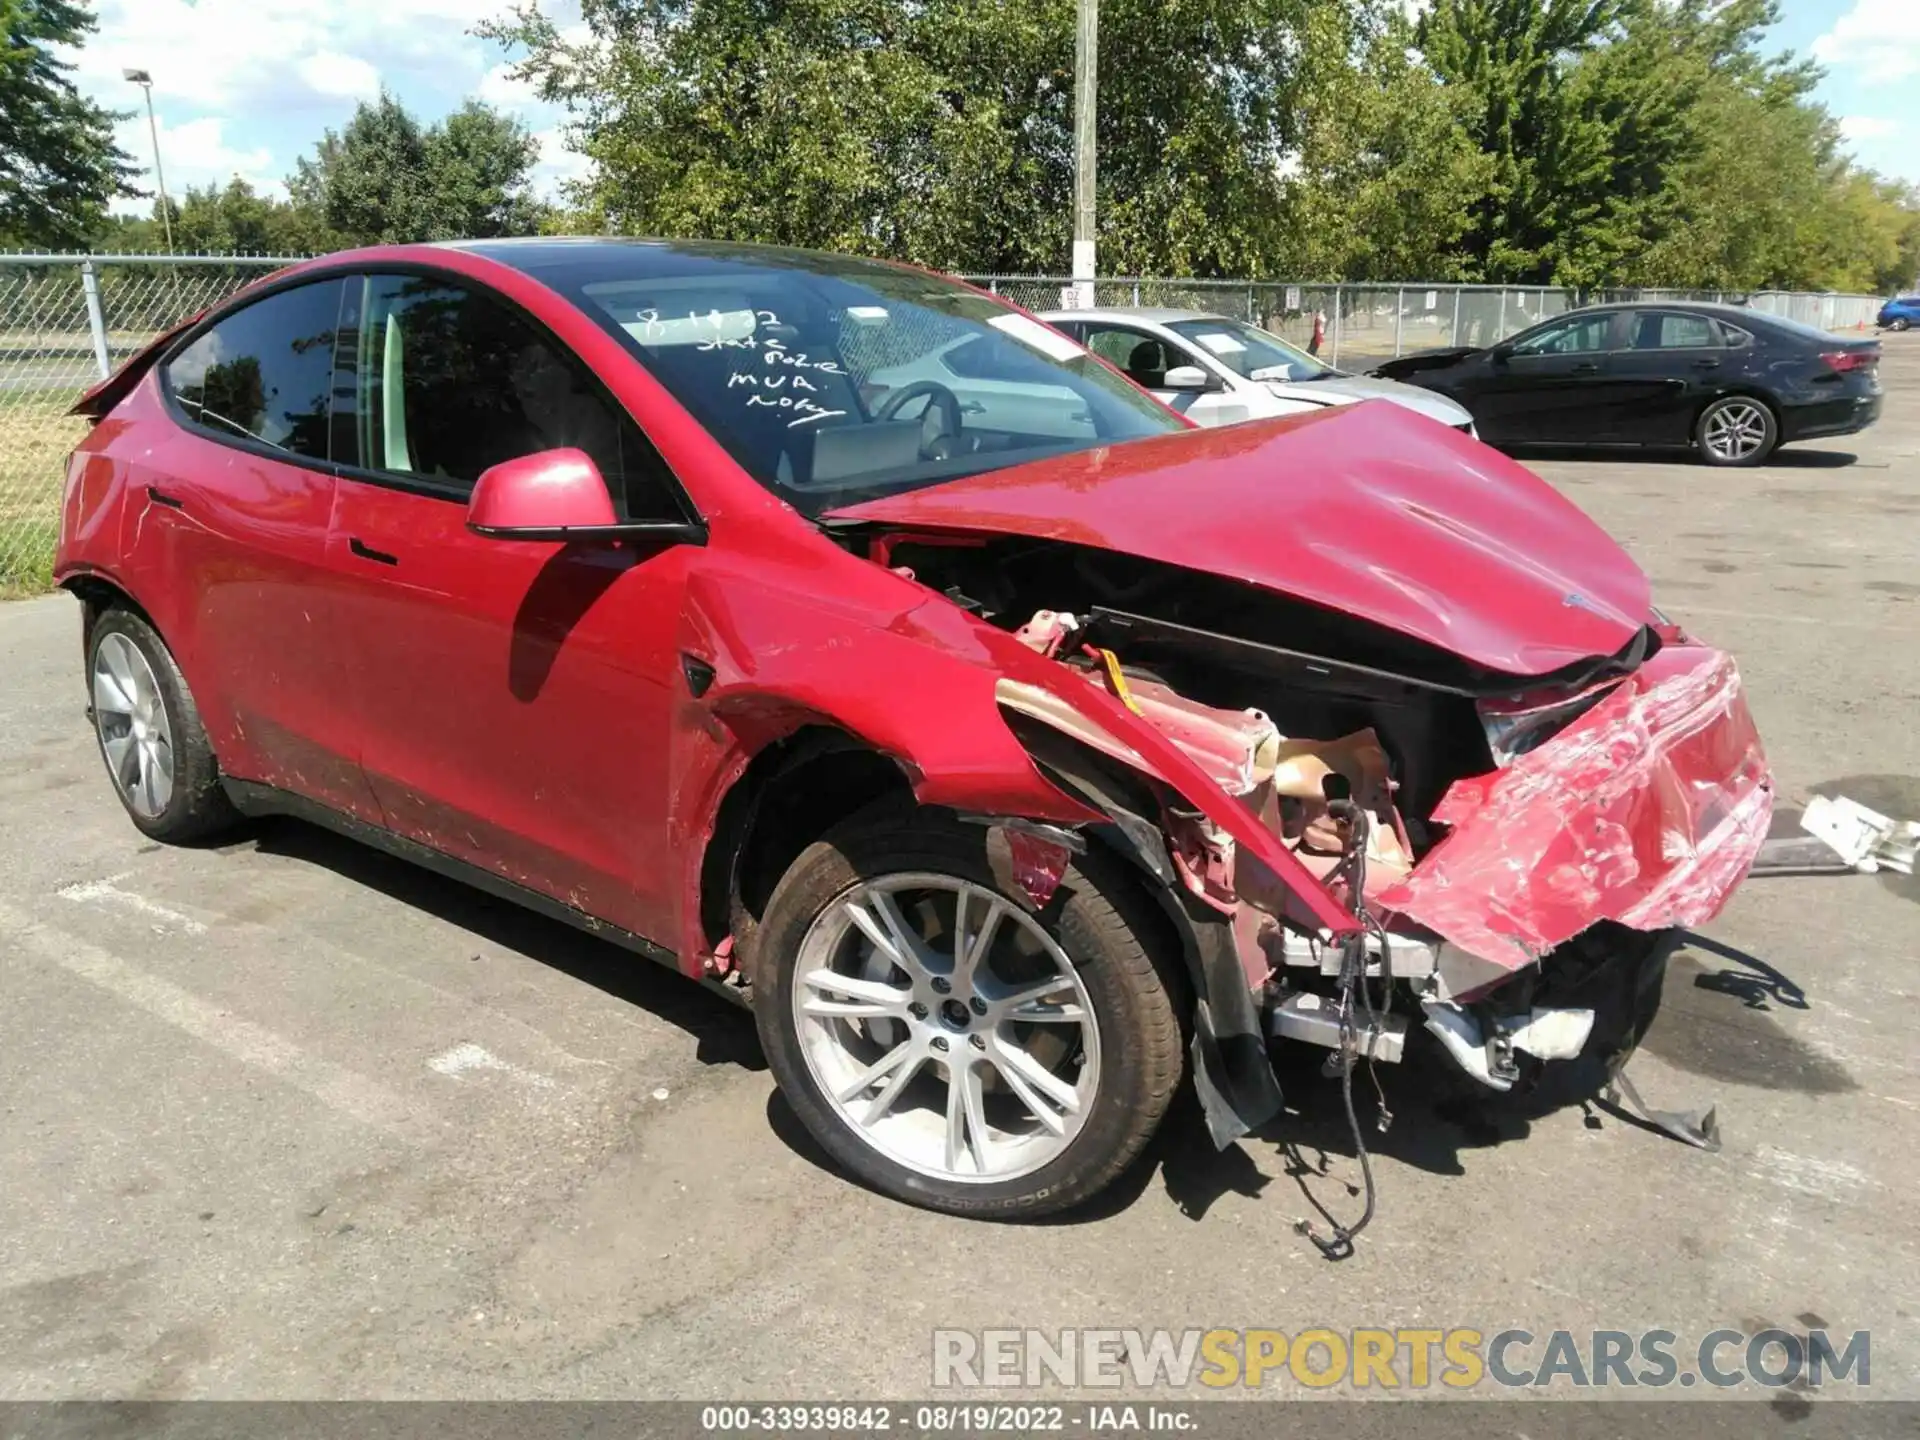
<box><xmin>550</xmin><ymin>246</ymin><xmax>1183</xmax><ymax>514</ymax></box>
<box><xmin>1165</xmin><ymin>317</ymin><xmax>1334</xmax><ymax>382</ymax></box>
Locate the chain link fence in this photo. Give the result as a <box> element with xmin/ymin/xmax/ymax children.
<box><xmin>0</xmin><ymin>254</ymin><xmax>293</xmax><ymax>595</ymax></box>
<box><xmin>963</xmin><ymin>277</ymin><xmax>1886</xmax><ymax>368</ymax></box>
<box><xmin>0</xmin><ymin>254</ymin><xmax>1889</xmax><ymax>597</ymax></box>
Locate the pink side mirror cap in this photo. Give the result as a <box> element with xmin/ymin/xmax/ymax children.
<box><xmin>467</xmin><ymin>448</ymin><xmax>618</xmax><ymax>538</ymax></box>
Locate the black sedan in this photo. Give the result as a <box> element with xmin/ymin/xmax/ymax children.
<box><xmin>1370</xmin><ymin>302</ymin><xmax>1882</xmax><ymax>467</ymax></box>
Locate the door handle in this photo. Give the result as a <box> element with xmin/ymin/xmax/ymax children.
<box><xmin>1693</xmin><ymin>358</ymin><xmax>1721</xmax><ymax>369</ymax></box>
<box><xmin>1572</xmin><ymin>362</ymin><xmax>1600</xmax><ymax>374</ymax></box>
<box><xmin>348</xmin><ymin>537</ymin><xmax>399</xmax><ymax>566</ymax></box>
<box><xmin>958</xmin><ymin>401</ymin><xmax>986</xmax><ymax>415</ymax></box>
<box><xmin>146</xmin><ymin>485</ymin><xmax>185</xmax><ymax>510</ymax></box>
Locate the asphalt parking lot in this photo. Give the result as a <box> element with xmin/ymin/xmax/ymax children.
<box><xmin>2</xmin><ymin>337</ymin><xmax>1917</xmax><ymax>1406</ymax></box>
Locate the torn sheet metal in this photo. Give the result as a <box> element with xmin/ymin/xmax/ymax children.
<box><xmin>1376</xmin><ymin>644</ymin><xmax>1771</xmax><ymax>975</ymax></box>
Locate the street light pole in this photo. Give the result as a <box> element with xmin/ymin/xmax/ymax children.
<box><xmin>123</xmin><ymin>69</ymin><xmax>175</xmax><ymax>257</ymax></box>
<box><xmin>1071</xmin><ymin>0</ymin><xmax>1097</xmax><ymax>309</ymax></box>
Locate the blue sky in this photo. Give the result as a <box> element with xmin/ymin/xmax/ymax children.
<box><xmin>67</xmin><ymin>0</ymin><xmax>1920</xmax><ymax>228</ymax></box>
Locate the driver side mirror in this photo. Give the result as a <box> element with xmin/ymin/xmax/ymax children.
<box><xmin>467</xmin><ymin>448</ymin><xmax>706</xmax><ymax>545</ymax></box>
<box><xmin>1488</xmin><ymin>342</ymin><xmax>1515</xmax><ymax>364</ymax></box>
<box><xmin>1162</xmin><ymin>364</ymin><xmax>1219</xmax><ymax>392</ymax></box>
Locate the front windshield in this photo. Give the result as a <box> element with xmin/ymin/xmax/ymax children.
<box><xmin>555</xmin><ymin>245</ymin><xmax>1183</xmax><ymax>514</ymax></box>
<box><xmin>1165</xmin><ymin>317</ymin><xmax>1334</xmax><ymax>382</ymax></box>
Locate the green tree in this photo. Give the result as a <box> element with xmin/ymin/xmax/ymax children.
<box><xmin>487</xmin><ymin>0</ymin><xmax>1332</xmax><ymax>276</ymax></box>
<box><xmin>1282</xmin><ymin>1</ymin><xmax>1495</xmax><ymax>281</ymax></box>
<box><xmin>291</xmin><ymin>91</ymin><xmax>542</xmax><ymax>245</ymax></box>
<box><xmin>0</xmin><ymin>0</ymin><xmax>136</xmax><ymax>247</ymax></box>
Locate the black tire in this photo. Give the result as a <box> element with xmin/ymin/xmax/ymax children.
<box><xmin>1889</xmin><ymin>318</ymin><xmax>1911</xmax><ymax>333</ymax></box>
<box><xmin>87</xmin><ymin>607</ymin><xmax>239</xmax><ymax>844</ymax></box>
<box><xmin>1695</xmin><ymin>394</ymin><xmax>1779</xmax><ymax>467</ymax></box>
<box><xmin>753</xmin><ymin>808</ymin><xmax>1184</xmax><ymax>1218</ymax></box>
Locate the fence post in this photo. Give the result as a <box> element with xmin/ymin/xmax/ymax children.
<box><xmin>1496</xmin><ymin>287</ymin><xmax>1508</xmax><ymax>341</ymax></box>
<box><xmin>988</xmin><ymin>279</ymin><xmax>998</xmax><ymax>296</ymax></box>
<box><xmin>1450</xmin><ymin>289</ymin><xmax>1461</xmax><ymax>347</ymax></box>
<box><xmin>1331</xmin><ymin>284</ymin><xmax>1342</xmax><ymax>367</ymax></box>
<box><xmin>80</xmin><ymin>259</ymin><xmax>112</xmax><ymax>380</ymax></box>
<box><xmin>1394</xmin><ymin>287</ymin><xmax>1404</xmax><ymax>358</ymax></box>
<box><xmin>1132</xmin><ymin>280</ymin><xmax>1140</xmax><ymax>306</ymax></box>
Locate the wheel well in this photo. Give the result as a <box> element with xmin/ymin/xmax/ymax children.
<box><xmin>61</xmin><ymin>575</ymin><xmax>148</xmax><ymax>654</ymax></box>
<box><xmin>699</xmin><ymin>728</ymin><xmax>916</xmax><ymax>969</ymax></box>
<box><xmin>1695</xmin><ymin>387</ymin><xmax>1778</xmax><ymax>432</ymax></box>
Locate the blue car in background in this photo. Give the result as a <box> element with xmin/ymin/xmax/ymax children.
<box><xmin>1879</xmin><ymin>295</ymin><xmax>1920</xmax><ymax>331</ymax></box>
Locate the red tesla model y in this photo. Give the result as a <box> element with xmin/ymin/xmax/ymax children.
<box><xmin>56</xmin><ymin>240</ymin><xmax>1770</xmax><ymax>1218</ymax></box>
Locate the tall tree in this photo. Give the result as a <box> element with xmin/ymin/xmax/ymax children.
<box><xmin>1281</xmin><ymin>0</ymin><xmax>1495</xmax><ymax>281</ymax></box>
<box><xmin>1415</xmin><ymin>0</ymin><xmax>1625</xmax><ymax>283</ymax></box>
<box><xmin>291</xmin><ymin>92</ymin><xmax>542</xmax><ymax>245</ymax></box>
<box><xmin>0</xmin><ymin>0</ymin><xmax>135</xmax><ymax>247</ymax></box>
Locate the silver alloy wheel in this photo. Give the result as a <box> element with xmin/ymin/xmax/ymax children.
<box><xmin>1702</xmin><ymin>400</ymin><xmax>1770</xmax><ymax>463</ymax></box>
<box><xmin>792</xmin><ymin>874</ymin><xmax>1101</xmax><ymax>1184</ymax></box>
<box><xmin>92</xmin><ymin>632</ymin><xmax>175</xmax><ymax>819</ymax></box>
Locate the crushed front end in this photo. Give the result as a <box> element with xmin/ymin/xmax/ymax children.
<box><xmin>848</xmin><ymin>529</ymin><xmax>1772</xmax><ymax>1147</ymax></box>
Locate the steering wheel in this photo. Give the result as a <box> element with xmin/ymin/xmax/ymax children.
<box><xmin>875</xmin><ymin>380</ymin><xmax>966</xmax><ymax>459</ymax></box>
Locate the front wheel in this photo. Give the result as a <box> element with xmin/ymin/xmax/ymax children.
<box><xmin>753</xmin><ymin>810</ymin><xmax>1184</xmax><ymax>1218</ymax></box>
<box><xmin>1888</xmin><ymin>318</ymin><xmax>1911</xmax><ymax>333</ymax></box>
<box><xmin>1695</xmin><ymin>395</ymin><xmax>1778</xmax><ymax>467</ymax></box>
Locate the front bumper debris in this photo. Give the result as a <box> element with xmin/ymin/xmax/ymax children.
<box><xmin>1375</xmin><ymin>644</ymin><xmax>1771</xmax><ymax>996</ymax></box>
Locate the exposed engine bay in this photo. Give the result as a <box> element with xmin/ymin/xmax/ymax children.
<box><xmin>853</xmin><ymin>527</ymin><xmax>1772</xmax><ymax>1124</ymax></box>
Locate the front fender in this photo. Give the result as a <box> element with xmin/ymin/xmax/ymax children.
<box><xmin>668</xmin><ymin>563</ymin><xmax>1361</xmax><ymax>977</ymax></box>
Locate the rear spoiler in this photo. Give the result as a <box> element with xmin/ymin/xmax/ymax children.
<box><xmin>69</xmin><ymin>312</ymin><xmax>202</xmax><ymax>420</ymax></box>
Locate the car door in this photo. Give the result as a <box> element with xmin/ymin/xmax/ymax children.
<box><xmin>133</xmin><ymin>276</ymin><xmax>378</xmax><ymax>821</ymax></box>
<box><xmin>1469</xmin><ymin>312</ymin><xmax>1624</xmax><ymax>444</ymax></box>
<box><xmin>1072</xmin><ymin>322</ymin><xmax>1254</xmax><ymax>426</ymax></box>
<box><xmin>324</xmin><ymin>269</ymin><xmax>701</xmax><ymax>945</ymax></box>
<box><xmin>1602</xmin><ymin>311</ymin><xmax>1731</xmax><ymax>444</ymax></box>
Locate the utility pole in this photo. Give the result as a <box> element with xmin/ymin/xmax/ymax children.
<box><xmin>123</xmin><ymin>69</ymin><xmax>175</xmax><ymax>257</ymax></box>
<box><xmin>1071</xmin><ymin>0</ymin><xmax>1098</xmax><ymax>309</ymax></box>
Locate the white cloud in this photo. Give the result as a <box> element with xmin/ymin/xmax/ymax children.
<box><xmin>298</xmin><ymin>51</ymin><xmax>383</xmax><ymax>100</ymax></box>
<box><xmin>530</xmin><ymin>126</ymin><xmax>592</xmax><ymax>199</ymax></box>
<box><xmin>1839</xmin><ymin>115</ymin><xmax>1899</xmax><ymax>144</ymax></box>
<box><xmin>1813</xmin><ymin>0</ymin><xmax>1920</xmax><ymax>84</ymax></box>
<box><xmin>478</xmin><ymin>60</ymin><xmax>539</xmax><ymax>109</ymax></box>
<box><xmin>110</xmin><ymin>114</ymin><xmax>283</xmax><ymax>214</ymax></box>
<box><xmin>70</xmin><ymin>0</ymin><xmax>510</xmax><ymax>109</ymax></box>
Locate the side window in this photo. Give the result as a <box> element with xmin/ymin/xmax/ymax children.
<box><xmin>346</xmin><ymin>273</ymin><xmax>684</xmax><ymax>520</ymax></box>
<box><xmin>1080</xmin><ymin>325</ymin><xmax>1181</xmax><ymax>386</ymax></box>
<box><xmin>1628</xmin><ymin>312</ymin><xmax>1720</xmax><ymax>350</ymax></box>
<box><xmin>163</xmin><ymin>279</ymin><xmax>345</xmax><ymax>460</ymax></box>
<box><xmin>1512</xmin><ymin>314</ymin><xmax>1614</xmax><ymax>356</ymax></box>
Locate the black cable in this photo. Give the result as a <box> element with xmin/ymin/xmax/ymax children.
<box><xmin>1296</xmin><ymin>798</ymin><xmax>1381</xmax><ymax>1260</ymax></box>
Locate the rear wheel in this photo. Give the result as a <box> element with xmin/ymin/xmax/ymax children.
<box><xmin>87</xmin><ymin>608</ymin><xmax>238</xmax><ymax>843</ymax></box>
<box><xmin>1696</xmin><ymin>395</ymin><xmax>1778</xmax><ymax>467</ymax></box>
<box><xmin>753</xmin><ymin>810</ymin><xmax>1184</xmax><ymax>1218</ymax></box>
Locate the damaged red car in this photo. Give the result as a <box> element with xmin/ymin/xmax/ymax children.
<box><xmin>56</xmin><ymin>240</ymin><xmax>1772</xmax><ymax>1219</ymax></box>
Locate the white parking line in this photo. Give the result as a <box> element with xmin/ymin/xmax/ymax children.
<box><xmin>57</xmin><ymin>875</ymin><xmax>209</xmax><ymax>934</ymax></box>
<box><xmin>0</xmin><ymin>897</ymin><xmax>432</xmax><ymax>1141</ymax></box>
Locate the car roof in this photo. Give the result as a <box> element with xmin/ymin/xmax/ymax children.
<box><xmin>1560</xmin><ymin>300</ymin><xmax>1769</xmax><ymax>321</ymax></box>
<box><xmin>1035</xmin><ymin>306</ymin><xmax>1224</xmax><ymax>324</ymax></box>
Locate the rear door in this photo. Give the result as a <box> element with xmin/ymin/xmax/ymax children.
<box><xmin>1602</xmin><ymin>310</ymin><xmax>1730</xmax><ymax>444</ymax></box>
<box><xmin>1471</xmin><ymin>311</ymin><xmax>1623</xmax><ymax>443</ymax></box>
<box><xmin>131</xmin><ymin>276</ymin><xmax>376</xmax><ymax>819</ymax></box>
<box><xmin>324</xmin><ymin>270</ymin><xmax>699</xmax><ymax>945</ymax></box>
